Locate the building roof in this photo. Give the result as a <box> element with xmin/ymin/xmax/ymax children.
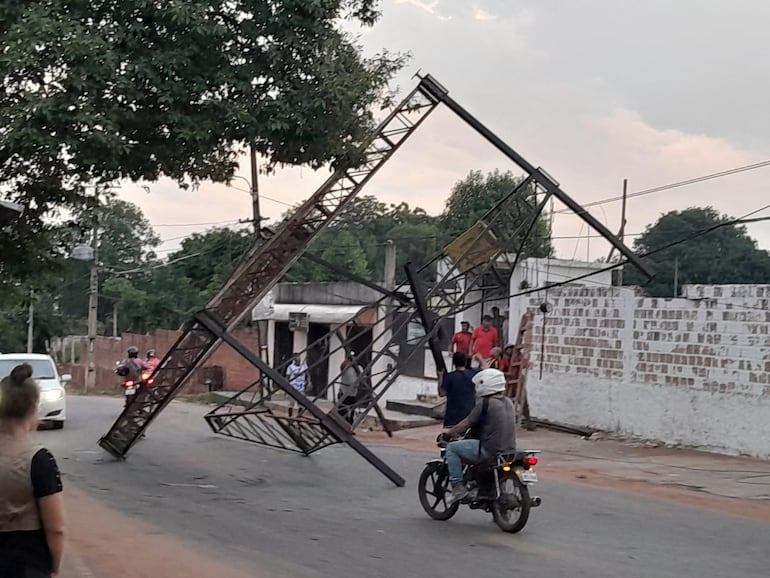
<box><xmin>252</xmin><ymin>304</ymin><xmax>376</xmax><ymax>325</ymax></box>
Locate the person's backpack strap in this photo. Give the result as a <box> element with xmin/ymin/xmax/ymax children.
<box><xmin>476</xmin><ymin>397</ymin><xmax>490</xmax><ymax>458</ymax></box>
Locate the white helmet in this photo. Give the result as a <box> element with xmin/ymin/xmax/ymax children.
<box><xmin>473</xmin><ymin>368</ymin><xmax>507</xmax><ymax>397</ymax></box>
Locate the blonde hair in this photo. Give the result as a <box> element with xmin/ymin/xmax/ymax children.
<box><xmin>0</xmin><ymin>363</ymin><xmax>39</xmax><ymax>421</ymax></box>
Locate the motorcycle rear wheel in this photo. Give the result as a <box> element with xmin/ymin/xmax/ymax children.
<box><xmin>418</xmin><ymin>462</ymin><xmax>460</xmax><ymax>521</ymax></box>
<box><xmin>492</xmin><ymin>475</ymin><xmax>530</xmax><ymax>533</ymax></box>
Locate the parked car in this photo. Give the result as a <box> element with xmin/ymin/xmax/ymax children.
<box><xmin>0</xmin><ymin>353</ymin><xmax>68</xmax><ymax>429</ymax></box>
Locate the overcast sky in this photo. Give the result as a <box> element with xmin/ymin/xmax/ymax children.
<box><xmin>120</xmin><ymin>0</ymin><xmax>770</xmax><ymax>261</ymax></box>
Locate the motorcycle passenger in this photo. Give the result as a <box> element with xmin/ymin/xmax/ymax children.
<box><xmin>145</xmin><ymin>349</ymin><xmax>160</xmax><ymax>373</ymax></box>
<box><xmin>443</xmin><ymin>368</ymin><xmax>517</xmax><ymax>504</ymax></box>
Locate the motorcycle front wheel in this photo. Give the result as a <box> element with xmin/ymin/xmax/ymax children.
<box><xmin>418</xmin><ymin>462</ymin><xmax>460</xmax><ymax>521</ymax></box>
<box><xmin>492</xmin><ymin>475</ymin><xmax>530</xmax><ymax>533</ymax></box>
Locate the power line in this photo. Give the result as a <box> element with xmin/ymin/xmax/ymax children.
<box><xmin>550</xmin><ymin>159</ymin><xmax>770</xmax><ymax>216</ymax></box>
<box><xmin>226</xmin><ymin>183</ymin><xmax>295</xmax><ymax>208</ymax></box>
<box><xmin>151</xmin><ymin>219</ymin><xmax>243</xmax><ymax>228</ymax></box>
<box><xmin>502</xmin><ymin>206</ymin><xmax>770</xmax><ymax>303</ymax></box>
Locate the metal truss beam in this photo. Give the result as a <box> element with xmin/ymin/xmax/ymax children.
<box><xmin>98</xmin><ymin>81</ymin><xmax>438</xmax><ymax>485</ymax></box>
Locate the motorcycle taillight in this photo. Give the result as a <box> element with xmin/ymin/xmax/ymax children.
<box><xmin>125</xmin><ymin>380</ymin><xmax>135</xmax><ymax>387</ymax></box>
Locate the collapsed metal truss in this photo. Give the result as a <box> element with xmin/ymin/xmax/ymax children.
<box><xmin>99</xmin><ymin>73</ymin><xmax>649</xmax><ymax>487</ymax></box>
<box><xmin>99</xmin><ymin>80</ymin><xmax>440</xmax><ymax>486</ymax></box>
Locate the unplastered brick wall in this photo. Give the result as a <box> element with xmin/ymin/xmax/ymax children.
<box><xmin>523</xmin><ymin>284</ymin><xmax>770</xmax><ymax>458</ymax></box>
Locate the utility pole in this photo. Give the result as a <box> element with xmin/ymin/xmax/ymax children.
<box><xmin>112</xmin><ymin>303</ymin><xmax>118</xmax><ymax>337</ymax></box>
<box><xmin>26</xmin><ymin>289</ymin><xmax>34</xmax><ymax>353</ymax></box>
<box><xmin>673</xmin><ymin>257</ymin><xmax>679</xmax><ymax>297</ymax></box>
<box><xmin>617</xmin><ymin>178</ymin><xmax>628</xmax><ymax>286</ymax></box>
<box><xmin>85</xmin><ymin>216</ymin><xmax>99</xmax><ymax>393</ymax></box>
<box><xmin>384</xmin><ymin>240</ymin><xmax>397</xmax><ymax>317</ymax></box>
<box><xmin>249</xmin><ymin>144</ymin><xmax>261</xmax><ymax>235</ymax></box>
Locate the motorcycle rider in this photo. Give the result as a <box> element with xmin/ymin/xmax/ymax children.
<box><xmin>116</xmin><ymin>346</ymin><xmax>148</xmax><ymax>381</ymax></box>
<box><xmin>442</xmin><ymin>368</ymin><xmax>517</xmax><ymax>504</ymax></box>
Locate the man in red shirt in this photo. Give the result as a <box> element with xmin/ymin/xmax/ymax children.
<box><xmin>449</xmin><ymin>321</ymin><xmax>473</xmax><ymax>356</ymax></box>
<box><xmin>470</xmin><ymin>315</ymin><xmax>498</xmax><ymax>361</ymax></box>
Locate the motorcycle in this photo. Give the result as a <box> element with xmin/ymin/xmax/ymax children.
<box><xmin>418</xmin><ymin>433</ymin><xmax>542</xmax><ymax>533</ymax></box>
<box><xmin>115</xmin><ymin>361</ymin><xmax>154</xmax><ymax>408</ymax></box>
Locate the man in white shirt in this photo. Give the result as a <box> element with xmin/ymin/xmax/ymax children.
<box><xmin>285</xmin><ymin>353</ymin><xmax>308</xmax><ymax>417</ymax></box>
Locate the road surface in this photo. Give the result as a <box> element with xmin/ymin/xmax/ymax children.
<box><xmin>42</xmin><ymin>396</ymin><xmax>770</xmax><ymax>578</ymax></box>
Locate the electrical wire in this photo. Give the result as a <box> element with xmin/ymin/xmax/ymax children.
<box><xmin>501</xmin><ymin>206</ymin><xmax>770</xmax><ymax>303</ymax></box>
<box><xmin>151</xmin><ymin>219</ymin><xmax>244</xmax><ymax>228</ymax></box>
<box><xmin>549</xmin><ymin>159</ymin><xmax>770</xmax><ymax>216</ymax></box>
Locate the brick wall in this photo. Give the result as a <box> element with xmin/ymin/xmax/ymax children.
<box><xmin>523</xmin><ymin>285</ymin><xmax>770</xmax><ymax>458</ymax></box>
<box><xmin>60</xmin><ymin>328</ymin><xmax>261</xmax><ymax>394</ymax></box>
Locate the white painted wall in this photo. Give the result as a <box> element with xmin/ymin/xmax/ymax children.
<box><xmin>526</xmin><ymin>284</ymin><xmax>770</xmax><ymax>459</ymax></box>
<box><xmin>530</xmin><ymin>372</ymin><xmax>770</xmax><ymax>459</ymax></box>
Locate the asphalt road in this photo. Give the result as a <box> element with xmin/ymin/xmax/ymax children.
<box><xmin>38</xmin><ymin>396</ymin><xmax>770</xmax><ymax>578</ymax></box>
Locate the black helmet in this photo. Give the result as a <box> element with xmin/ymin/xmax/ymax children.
<box><xmin>127</xmin><ymin>346</ymin><xmax>139</xmax><ymax>358</ymax></box>
<box><xmin>147</xmin><ymin>349</ymin><xmax>156</xmax><ymax>357</ymax></box>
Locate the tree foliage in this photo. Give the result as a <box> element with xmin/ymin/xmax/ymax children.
<box><xmin>441</xmin><ymin>170</ymin><xmax>553</xmax><ymax>258</ymax></box>
<box><xmin>623</xmin><ymin>207</ymin><xmax>770</xmax><ymax>296</ymax></box>
<box><xmin>0</xmin><ymin>0</ymin><xmax>404</xmax><ymax>281</ymax></box>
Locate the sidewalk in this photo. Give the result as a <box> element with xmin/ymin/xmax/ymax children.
<box><xmin>358</xmin><ymin>424</ymin><xmax>770</xmax><ymax>505</ymax></box>
<box><xmin>61</xmin><ymin>551</ymin><xmax>99</xmax><ymax>578</ymax></box>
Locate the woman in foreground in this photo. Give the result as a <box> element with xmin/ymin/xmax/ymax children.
<box><xmin>0</xmin><ymin>363</ymin><xmax>66</xmax><ymax>578</ymax></box>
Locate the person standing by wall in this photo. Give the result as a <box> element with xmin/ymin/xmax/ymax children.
<box><xmin>0</xmin><ymin>363</ymin><xmax>66</xmax><ymax>578</ymax></box>
<box><xmin>337</xmin><ymin>352</ymin><xmax>363</xmax><ymax>426</ymax></box>
<box><xmin>469</xmin><ymin>315</ymin><xmax>499</xmax><ymax>368</ymax></box>
<box><xmin>449</xmin><ymin>321</ymin><xmax>473</xmax><ymax>356</ymax></box>
<box><xmin>285</xmin><ymin>354</ymin><xmax>309</xmax><ymax>417</ymax></box>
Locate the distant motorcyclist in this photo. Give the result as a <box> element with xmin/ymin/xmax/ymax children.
<box><xmin>116</xmin><ymin>346</ymin><xmax>149</xmax><ymax>382</ymax></box>
<box><xmin>443</xmin><ymin>368</ymin><xmax>517</xmax><ymax>504</ymax></box>
<box><xmin>145</xmin><ymin>349</ymin><xmax>160</xmax><ymax>373</ymax></box>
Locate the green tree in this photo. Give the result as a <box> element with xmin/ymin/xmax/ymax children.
<box><xmin>318</xmin><ymin>230</ymin><xmax>370</xmax><ymax>280</ymax></box>
<box><xmin>441</xmin><ymin>170</ymin><xmax>552</xmax><ymax>257</ymax></box>
<box><xmin>0</xmin><ymin>0</ymin><xmax>405</xmax><ymax>281</ymax></box>
<box><xmin>624</xmin><ymin>207</ymin><xmax>770</xmax><ymax>296</ymax></box>
<box><xmin>285</xmin><ymin>196</ymin><xmax>440</xmax><ymax>282</ymax></box>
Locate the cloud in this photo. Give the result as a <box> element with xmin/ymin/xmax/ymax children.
<box><xmin>394</xmin><ymin>0</ymin><xmax>451</xmax><ymax>20</ymax></box>
<box><xmin>473</xmin><ymin>5</ymin><xmax>496</xmax><ymax>21</ymax></box>
<box><xmin>113</xmin><ymin>0</ymin><xmax>770</xmax><ymax>260</ymax></box>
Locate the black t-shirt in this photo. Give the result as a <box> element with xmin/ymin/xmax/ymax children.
<box><xmin>442</xmin><ymin>369</ymin><xmax>477</xmax><ymax>426</ymax></box>
<box><xmin>0</xmin><ymin>447</ymin><xmax>63</xmax><ymax>576</ymax></box>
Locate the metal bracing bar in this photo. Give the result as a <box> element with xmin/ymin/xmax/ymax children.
<box><xmin>404</xmin><ymin>262</ymin><xmax>447</xmax><ymax>375</ymax></box>
<box><xmin>193</xmin><ymin>310</ymin><xmax>405</xmax><ymax>486</ymax></box>
<box><xmin>417</xmin><ymin>74</ymin><xmax>651</xmax><ymax>279</ymax></box>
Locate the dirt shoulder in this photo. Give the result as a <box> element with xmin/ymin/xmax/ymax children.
<box><xmin>61</xmin><ymin>486</ymin><xmax>258</xmax><ymax>578</ymax></box>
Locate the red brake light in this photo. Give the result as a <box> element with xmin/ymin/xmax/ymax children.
<box><xmin>523</xmin><ymin>456</ymin><xmax>538</xmax><ymax>467</ymax></box>
<box><xmin>146</xmin><ymin>377</ymin><xmax>154</xmax><ymax>385</ymax></box>
<box><xmin>125</xmin><ymin>380</ymin><xmax>135</xmax><ymax>387</ymax></box>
